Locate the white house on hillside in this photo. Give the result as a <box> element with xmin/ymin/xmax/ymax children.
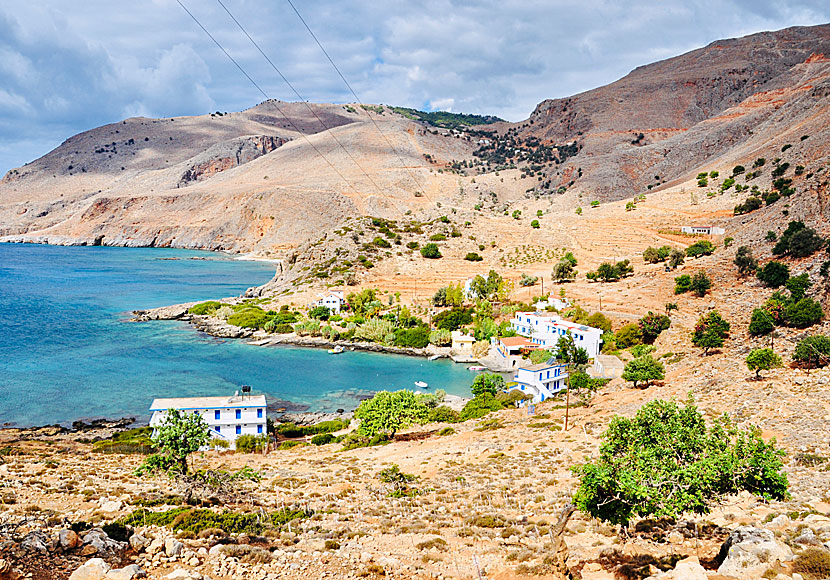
<box><xmin>507</xmin><ymin>362</ymin><xmax>569</xmax><ymax>403</ymax></box>
<box><xmin>681</xmin><ymin>226</ymin><xmax>725</xmax><ymax>235</ymax></box>
<box><xmin>511</xmin><ymin>312</ymin><xmax>603</xmax><ymax>358</ymax></box>
<box><xmin>149</xmin><ymin>392</ymin><xmax>267</xmax><ymax>448</ymax></box>
<box><xmin>314</xmin><ymin>291</ymin><xmax>345</xmax><ymax>314</ymax></box>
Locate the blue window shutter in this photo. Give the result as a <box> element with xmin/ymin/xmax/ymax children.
<box><xmin>215</xmin><ymin>426</ymin><xmax>220</xmax><ymax>433</ymax></box>
<box><xmin>235</xmin><ymin>425</ymin><xmax>241</xmax><ymax>435</ymax></box>
<box><xmin>214</xmin><ymin>410</ymin><xmax>220</xmax><ymax>420</ymax></box>
<box><xmin>257</xmin><ymin>425</ymin><xmax>263</xmax><ymax>434</ymax></box>
<box><xmin>257</xmin><ymin>409</ymin><xmax>263</xmax><ymax>419</ymax></box>
<box><xmin>235</xmin><ymin>409</ymin><xmax>241</xmax><ymax>420</ymax></box>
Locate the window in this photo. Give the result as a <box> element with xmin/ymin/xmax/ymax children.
<box><xmin>546</xmin><ymin>371</ymin><xmax>550</xmax><ymax>379</ymax></box>
<box><xmin>257</xmin><ymin>408</ymin><xmax>263</xmax><ymax>419</ymax></box>
<box><xmin>235</xmin><ymin>425</ymin><xmax>241</xmax><ymax>435</ymax></box>
<box><xmin>235</xmin><ymin>409</ymin><xmax>241</xmax><ymax>420</ymax></box>
<box><xmin>539</xmin><ymin>372</ymin><xmax>543</xmax><ymax>380</ymax></box>
<box><xmin>257</xmin><ymin>425</ymin><xmax>263</xmax><ymax>434</ymax></box>
<box><xmin>214</xmin><ymin>410</ymin><xmax>220</xmax><ymax>420</ymax></box>
<box><xmin>215</xmin><ymin>426</ymin><xmax>221</xmax><ymax>433</ymax></box>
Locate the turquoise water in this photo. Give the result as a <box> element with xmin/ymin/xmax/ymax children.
<box><xmin>0</xmin><ymin>244</ymin><xmax>474</xmax><ymax>427</ymax></box>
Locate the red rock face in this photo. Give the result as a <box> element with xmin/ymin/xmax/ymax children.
<box><xmin>178</xmin><ymin>135</ymin><xmax>287</xmax><ymax>187</ymax></box>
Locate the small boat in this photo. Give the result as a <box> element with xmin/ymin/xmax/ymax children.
<box><xmin>328</xmin><ymin>346</ymin><xmax>344</xmax><ymax>354</ymax></box>
<box><xmin>428</xmin><ymin>354</ymin><xmax>441</xmax><ymax>361</ymax></box>
<box><xmin>414</xmin><ymin>381</ymin><xmax>429</xmax><ymax>389</ymax></box>
<box><xmin>468</xmin><ymin>365</ymin><xmax>487</xmax><ymax>371</ymax></box>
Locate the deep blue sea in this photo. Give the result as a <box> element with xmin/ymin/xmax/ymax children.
<box><xmin>0</xmin><ymin>244</ymin><xmax>473</xmax><ymax>427</ymax></box>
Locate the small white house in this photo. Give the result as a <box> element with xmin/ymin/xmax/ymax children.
<box><xmin>451</xmin><ymin>330</ymin><xmax>476</xmax><ymax>354</ymax></box>
<box><xmin>681</xmin><ymin>226</ymin><xmax>725</xmax><ymax>235</ymax></box>
<box><xmin>314</xmin><ymin>291</ymin><xmax>345</xmax><ymax>314</ymax></box>
<box><xmin>511</xmin><ymin>311</ymin><xmax>603</xmax><ymax>358</ymax></box>
<box><xmin>533</xmin><ymin>297</ymin><xmax>570</xmax><ymax>311</ymax></box>
<box><xmin>507</xmin><ymin>362</ymin><xmax>569</xmax><ymax>403</ymax></box>
<box><xmin>149</xmin><ymin>393</ymin><xmax>267</xmax><ymax>448</ymax></box>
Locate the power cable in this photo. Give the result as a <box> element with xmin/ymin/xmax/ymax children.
<box><xmin>213</xmin><ymin>0</ymin><xmax>411</xmax><ymax>218</ymax></box>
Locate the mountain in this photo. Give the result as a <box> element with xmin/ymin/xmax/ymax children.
<box><xmin>1</xmin><ymin>24</ymin><xmax>829</xmax><ymax>271</ymax></box>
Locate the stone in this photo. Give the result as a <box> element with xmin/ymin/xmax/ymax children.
<box><xmin>59</xmin><ymin>529</ymin><xmax>82</xmax><ymax>550</ymax></box>
<box><xmin>20</xmin><ymin>531</ymin><xmax>50</xmax><ymax>553</ymax></box>
<box><xmin>0</xmin><ymin>559</ymin><xmax>10</xmax><ymax>574</ymax></box>
<box><xmin>165</xmin><ymin>569</ymin><xmax>192</xmax><ymax>579</ymax></box>
<box><xmin>69</xmin><ymin>558</ymin><xmax>111</xmax><ymax>580</ymax></box>
<box><xmin>146</xmin><ymin>538</ymin><xmax>164</xmax><ymax>555</ymax></box>
<box><xmin>83</xmin><ymin>529</ymin><xmax>126</xmax><ymax>556</ymax></box>
<box><xmin>768</xmin><ymin>514</ymin><xmax>791</xmax><ymax>528</ymax></box>
<box><xmin>717</xmin><ymin>526</ymin><xmax>794</xmax><ymax>579</ymax></box>
<box><xmin>793</xmin><ymin>528</ymin><xmax>822</xmax><ymax>546</ymax></box>
<box><xmin>129</xmin><ymin>534</ymin><xmax>149</xmax><ymax>552</ymax></box>
<box><xmin>105</xmin><ymin>565</ymin><xmax>147</xmax><ymax>580</ymax></box>
<box><xmin>164</xmin><ymin>538</ymin><xmax>184</xmax><ymax>558</ymax></box>
<box><xmin>360</xmin><ymin>552</ymin><xmax>373</xmax><ymax>563</ymax></box>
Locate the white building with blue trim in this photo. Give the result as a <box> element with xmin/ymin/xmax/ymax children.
<box><xmin>511</xmin><ymin>312</ymin><xmax>603</xmax><ymax>358</ymax></box>
<box><xmin>508</xmin><ymin>362</ymin><xmax>569</xmax><ymax>403</ymax></box>
<box><xmin>149</xmin><ymin>393</ymin><xmax>267</xmax><ymax>448</ymax></box>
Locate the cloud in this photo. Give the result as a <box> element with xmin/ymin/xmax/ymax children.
<box><xmin>0</xmin><ymin>0</ymin><xmax>828</xmax><ymax>173</ymax></box>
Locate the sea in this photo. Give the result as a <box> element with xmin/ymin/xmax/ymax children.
<box><xmin>0</xmin><ymin>244</ymin><xmax>474</xmax><ymax>427</ymax></box>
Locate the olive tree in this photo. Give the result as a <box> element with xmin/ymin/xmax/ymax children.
<box><xmin>137</xmin><ymin>409</ymin><xmax>211</xmax><ymax>476</ymax></box>
<box><xmin>746</xmin><ymin>348</ymin><xmax>782</xmax><ymax>378</ymax></box>
<box><xmin>354</xmin><ymin>390</ymin><xmax>430</xmax><ymax>437</ymax></box>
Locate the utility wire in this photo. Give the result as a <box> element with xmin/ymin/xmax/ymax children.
<box><xmin>175</xmin><ymin>0</ymin><xmax>384</xmax><ymax>208</ymax></box>
<box><xmin>213</xmin><ymin>0</ymin><xmax>410</xmax><ymax>218</ymax></box>
<box><xmin>282</xmin><ymin>0</ymin><xmax>433</xmax><ymax>201</ymax></box>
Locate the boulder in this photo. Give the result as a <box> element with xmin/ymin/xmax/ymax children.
<box><xmin>69</xmin><ymin>558</ymin><xmax>111</xmax><ymax>580</ymax></box>
<box><xmin>104</xmin><ymin>564</ymin><xmax>146</xmax><ymax>580</ymax></box>
<box><xmin>164</xmin><ymin>538</ymin><xmax>184</xmax><ymax>557</ymax></box>
<box><xmin>646</xmin><ymin>556</ymin><xmax>707</xmax><ymax>580</ymax></box>
<box><xmin>165</xmin><ymin>569</ymin><xmax>194</xmax><ymax>579</ymax></box>
<box><xmin>128</xmin><ymin>534</ymin><xmax>149</xmax><ymax>552</ymax></box>
<box><xmin>793</xmin><ymin>528</ymin><xmax>822</xmax><ymax>546</ymax></box>
<box><xmin>100</xmin><ymin>501</ymin><xmax>123</xmax><ymax>513</ymax></box>
<box><xmin>20</xmin><ymin>531</ymin><xmax>50</xmax><ymax>553</ymax></box>
<box><xmin>717</xmin><ymin>526</ymin><xmax>794</xmax><ymax>579</ymax></box>
<box><xmin>145</xmin><ymin>538</ymin><xmax>164</xmax><ymax>555</ymax></box>
<box><xmin>59</xmin><ymin>529</ymin><xmax>82</xmax><ymax>550</ymax></box>
<box><xmin>83</xmin><ymin>528</ymin><xmax>126</xmax><ymax>556</ymax></box>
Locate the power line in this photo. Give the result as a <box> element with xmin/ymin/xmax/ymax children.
<box><xmin>282</xmin><ymin>0</ymin><xmax>432</xmax><ymax>201</ymax></box>
<box><xmin>175</xmin><ymin>0</ymin><xmax>394</xmax><ymax>212</ymax></box>
<box><xmin>213</xmin><ymin>0</ymin><xmax>410</xmax><ymax>218</ymax></box>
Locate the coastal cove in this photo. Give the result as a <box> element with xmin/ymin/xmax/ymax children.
<box><xmin>0</xmin><ymin>244</ymin><xmax>474</xmax><ymax>427</ymax></box>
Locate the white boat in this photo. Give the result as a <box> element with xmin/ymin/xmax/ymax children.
<box><xmin>428</xmin><ymin>354</ymin><xmax>441</xmax><ymax>361</ymax></box>
<box><xmin>414</xmin><ymin>381</ymin><xmax>429</xmax><ymax>389</ymax></box>
<box><xmin>328</xmin><ymin>346</ymin><xmax>344</xmax><ymax>354</ymax></box>
<box><xmin>467</xmin><ymin>365</ymin><xmax>486</xmax><ymax>371</ymax></box>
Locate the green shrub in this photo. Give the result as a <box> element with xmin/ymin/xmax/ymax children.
<box><xmin>373</xmin><ymin>236</ymin><xmax>391</xmax><ymax>248</ymax></box>
<box><xmin>793</xmin><ymin>335</ymin><xmax>830</xmax><ymax>368</ymax></box>
<box><xmin>674</xmin><ymin>274</ymin><xmax>692</xmax><ymax>294</ymax></box>
<box><xmin>429</xmin><ymin>406</ymin><xmax>461</xmax><ymax>424</ymax></box>
<box><xmin>118</xmin><ymin>507</ymin><xmax>310</xmax><ymax>535</ymax></box>
<box><xmin>530</xmin><ymin>219</ymin><xmax>540</xmax><ymax>228</ymax></box>
<box><xmin>793</xmin><ymin>548</ymin><xmax>830</xmax><ymax>579</ymax></box>
<box><xmin>429</xmin><ymin>233</ymin><xmax>447</xmax><ymax>241</ymax></box>
<box><xmin>639</xmin><ymin>312</ymin><xmax>670</xmax><ymax>343</ymax></box>
<box><xmin>615</xmin><ymin>323</ymin><xmax>643</xmax><ymax>348</ymax></box>
<box><xmin>686</xmin><ymin>241</ymin><xmax>715</xmax><ymax>258</ymax></box>
<box><xmin>421</xmin><ymin>243</ymin><xmax>442</xmax><ymax>259</ymax></box>
<box><xmin>437</xmin><ymin>427</ymin><xmax>456</xmax><ymax>436</ymax></box>
<box><xmin>464</xmin><ymin>252</ymin><xmax>483</xmax><ymax>261</ymax></box>
<box><xmin>748</xmin><ymin>309</ymin><xmax>774</xmax><ymax>336</ymax></box>
<box><xmin>309</xmin><ymin>306</ymin><xmax>330</xmax><ymax>320</ymax></box>
<box><xmin>406</xmin><ymin>241</ymin><xmax>419</xmax><ymax>250</ymax></box>
<box><xmin>92</xmin><ymin>427</ymin><xmax>155</xmax><ymax>455</ymax></box>
<box><xmin>460</xmin><ymin>394</ymin><xmax>505</xmax><ymax>421</ymax></box>
<box><xmin>429</xmin><ymin>329</ymin><xmax>451</xmax><ymax>346</ymax></box>
<box><xmin>227</xmin><ymin>307</ymin><xmax>270</xmax><ymax>329</ymax></box>
<box><xmin>745</xmin><ymin>348</ymin><xmax>782</xmax><ymax>378</ymax></box>
<box><xmin>235</xmin><ymin>434</ymin><xmax>269</xmax><ymax>453</ymax></box>
<box><xmin>786</xmin><ymin>298</ymin><xmax>823</xmax><ymax>328</ymax></box>
<box><xmin>773</xmin><ymin>221</ymin><xmax>825</xmax><ymax>258</ymax></box>
<box><xmin>188</xmin><ymin>301</ymin><xmax>222</xmax><ymax>315</ymax></box>
<box><xmin>310</xmin><ymin>433</ymin><xmax>335</xmax><ymax>446</ymax></box>
<box><xmin>394</xmin><ymin>326</ymin><xmax>431</xmax><ymax>348</ymax></box>
<box><xmin>757</xmin><ymin>261</ymin><xmax>790</xmax><ymax>288</ymax></box>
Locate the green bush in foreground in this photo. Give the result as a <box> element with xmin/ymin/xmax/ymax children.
<box><xmin>310</xmin><ymin>433</ymin><xmax>335</xmax><ymax>446</ymax></box>
<box><xmin>235</xmin><ymin>434</ymin><xmax>269</xmax><ymax>453</ymax></box>
<box><xmin>792</xmin><ymin>335</ymin><xmax>830</xmax><ymax>368</ymax></box>
<box><xmin>227</xmin><ymin>308</ymin><xmax>270</xmax><ymax>329</ymax></box>
<box><xmin>188</xmin><ymin>301</ymin><xmax>222</xmax><ymax>315</ymax></box>
<box><xmin>118</xmin><ymin>507</ymin><xmax>310</xmax><ymax>535</ymax></box>
<box><xmin>572</xmin><ymin>396</ymin><xmax>788</xmax><ymax>526</ymax></box>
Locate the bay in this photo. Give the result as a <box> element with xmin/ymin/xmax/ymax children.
<box><xmin>0</xmin><ymin>244</ymin><xmax>473</xmax><ymax>427</ymax></box>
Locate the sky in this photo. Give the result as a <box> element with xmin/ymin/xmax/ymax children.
<box><xmin>0</xmin><ymin>0</ymin><xmax>828</xmax><ymax>173</ymax></box>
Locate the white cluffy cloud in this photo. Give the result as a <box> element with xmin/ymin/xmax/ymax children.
<box><xmin>0</xmin><ymin>0</ymin><xmax>828</xmax><ymax>172</ymax></box>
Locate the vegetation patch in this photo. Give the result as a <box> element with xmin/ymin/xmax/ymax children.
<box><xmin>119</xmin><ymin>507</ymin><xmax>310</xmax><ymax>535</ymax></box>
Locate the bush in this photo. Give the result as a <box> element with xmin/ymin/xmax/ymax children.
<box><xmin>433</xmin><ymin>308</ymin><xmax>473</xmax><ymax>331</ymax></box>
<box><xmin>773</xmin><ymin>221</ymin><xmax>825</xmax><ymax>258</ymax></box>
<box><xmin>406</xmin><ymin>241</ymin><xmax>419</xmax><ymax>250</ymax></box>
<box><xmin>471</xmin><ymin>373</ymin><xmax>505</xmax><ymax>398</ymax></box>
<box><xmin>734</xmin><ymin>196</ymin><xmax>762</xmax><ymax>215</ymax></box>
<box><xmin>689</xmin><ymin>271</ymin><xmax>712</xmax><ymax>297</ymax></box>
<box><xmin>643</xmin><ymin>246</ymin><xmax>671</xmax><ymax>264</ymax></box>
<box><xmin>188</xmin><ymin>301</ymin><xmax>222</xmax><ymax>315</ymax></box>
<box><xmin>692</xmin><ymin>310</ymin><xmax>730</xmax><ymax>354</ymax></box>
<box><xmin>119</xmin><ymin>507</ymin><xmax>309</xmax><ymax>536</ymax></box>
<box><xmin>460</xmin><ymin>394</ymin><xmax>506</xmax><ymax>421</ymax></box>
<box><xmin>429</xmin><ymin>233</ymin><xmax>446</xmax><ymax>241</ymax></box>
<box><xmin>586</xmin><ymin>312</ymin><xmax>612</xmax><ymax>333</ymax></box>
<box><xmin>785</xmin><ymin>298</ymin><xmax>823</xmax><ymax>328</ymax></box>
<box><xmin>519</xmin><ymin>273</ymin><xmax>539</xmax><ymax>287</ymax></box>
<box><xmin>227</xmin><ymin>308</ymin><xmax>270</xmax><ymax>329</ymax></box>
<box><xmin>464</xmin><ymin>252</ymin><xmax>483</xmax><ymax>261</ymax></box>
<box><xmin>235</xmin><ymin>434</ymin><xmax>269</xmax><ymax>453</ymax></box>
<box><xmin>669</xmin><ymin>249</ymin><xmax>685</xmax><ymax>269</ymax></box>
<box><xmin>354</xmin><ymin>318</ymin><xmax>396</xmax><ymax>343</ymax></box>
<box><xmin>309</xmin><ymin>306</ymin><xmax>330</xmax><ymax>320</ymax></box>
<box><xmin>674</xmin><ymin>274</ymin><xmax>692</xmax><ymax>294</ymax></box>
<box><xmin>310</xmin><ymin>433</ymin><xmax>335</xmax><ymax>446</ymax></box>
<box><xmin>429</xmin><ymin>329</ymin><xmax>451</xmax><ymax>346</ymax></box>
<box><xmin>793</xmin><ymin>335</ymin><xmax>830</xmax><ymax>368</ymax></box>
<box><xmin>429</xmin><ymin>406</ymin><xmax>461</xmax><ymax>424</ymax></box>
<box><xmin>586</xmin><ymin>260</ymin><xmax>633</xmax><ymax>282</ymax></box>
<box><xmin>530</xmin><ymin>219</ymin><xmax>540</xmax><ymax>228</ymax></box>
<box><xmin>622</xmin><ymin>355</ymin><xmax>665</xmax><ymax>387</ymax></box>
<box><xmin>614</xmin><ymin>323</ymin><xmax>641</xmax><ymax>349</ymax></box>
<box><xmin>734</xmin><ymin>246</ymin><xmax>758</xmax><ymax>277</ymax></box>
<box><xmin>785</xmin><ymin>273</ymin><xmax>811</xmax><ymax>302</ymax></box>
<box><xmin>354</xmin><ymin>390</ymin><xmax>430</xmax><ymax>437</ymax></box>
<box><xmin>552</xmin><ymin>258</ymin><xmax>577</xmax><ymax>282</ymax></box>
<box><xmin>686</xmin><ymin>240</ymin><xmax>715</xmax><ymax>258</ymax></box>
<box><xmin>748</xmin><ymin>309</ymin><xmax>774</xmax><ymax>336</ymax></box>
<box><xmin>794</xmin><ymin>548</ymin><xmax>830</xmax><ymax>579</ymax></box>
<box><xmin>421</xmin><ymin>243</ymin><xmax>442</xmax><ymax>259</ymax></box>
<box><xmin>394</xmin><ymin>326</ymin><xmax>430</xmax><ymax>348</ymax></box>
<box><xmin>757</xmin><ymin>261</ymin><xmax>790</xmax><ymax>287</ymax></box>
<box><xmin>639</xmin><ymin>312</ymin><xmax>670</xmax><ymax>343</ymax></box>
<box><xmin>745</xmin><ymin>348</ymin><xmax>782</xmax><ymax>378</ymax></box>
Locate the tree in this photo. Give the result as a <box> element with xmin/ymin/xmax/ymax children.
<box><xmin>420</xmin><ymin>243</ymin><xmax>442</xmax><ymax>259</ymax></box>
<box><xmin>586</xmin><ymin>312</ymin><xmax>612</xmax><ymax>333</ymax></box>
<box><xmin>530</xmin><ymin>219</ymin><xmax>540</xmax><ymax>229</ymax></box>
<box><xmin>433</xmin><ymin>307</ymin><xmax>473</xmax><ymax>331</ymax></box>
<box><xmin>347</xmin><ymin>289</ymin><xmax>378</xmax><ymax>315</ymax></box>
<box><xmin>639</xmin><ymin>311</ymin><xmax>670</xmax><ymax>343</ymax></box>
<box><xmin>615</xmin><ymin>323</ymin><xmax>643</xmax><ymax>349</ymax></box>
<box><xmin>792</xmin><ymin>335</ymin><xmax>830</xmax><ymax>368</ymax></box>
<box><xmin>552</xmin><ymin>258</ymin><xmax>576</xmax><ymax>282</ymax></box>
<box><xmin>470</xmin><ymin>270</ymin><xmax>504</xmax><ymax>301</ymax></box>
<box><xmin>587</xmin><ymin>260</ymin><xmax>633</xmax><ymax>282</ymax></box>
<box><xmin>529</xmin><ymin>348</ymin><xmax>555</xmax><ymax>364</ymax></box>
<box><xmin>686</xmin><ymin>240</ymin><xmax>715</xmax><ymax>258</ymax></box>
<box><xmin>692</xmin><ymin>310</ymin><xmax>730</xmax><ymax>354</ymax></box>
<box><xmin>354</xmin><ymin>390</ymin><xmax>430</xmax><ymax>437</ymax></box>
<box><xmin>643</xmin><ymin>246</ymin><xmax>671</xmax><ymax>264</ymax></box>
<box><xmin>689</xmin><ymin>271</ymin><xmax>712</xmax><ymax>297</ymax></box>
<box><xmin>748</xmin><ymin>309</ymin><xmax>774</xmax><ymax>336</ymax></box>
<box><xmin>571</xmin><ymin>396</ymin><xmax>788</xmax><ymax>526</ymax></box>
<box><xmin>309</xmin><ymin>306</ymin><xmax>330</xmax><ymax>320</ymax></box>
<box><xmin>757</xmin><ymin>261</ymin><xmax>790</xmax><ymax>288</ymax></box>
<box><xmin>674</xmin><ymin>274</ymin><xmax>692</xmax><ymax>294</ymax></box>
<box><xmin>621</xmin><ymin>355</ymin><xmax>665</xmax><ymax>387</ymax></box>
<box><xmin>138</xmin><ymin>409</ymin><xmax>211</xmax><ymax>476</ymax></box>
<box><xmin>734</xmin><ymin>246</ymin><xmax>758</xmax><ymax>277</ymax></box>
<box><xmin>519</xmin><ymin>273</ymin><xmax>538</xmax><ymax>287</ymax></box>
<box><xmin>785</xmin><ymin>273</ymin><xmax>811</xmax><ymax>302</ymax></box>
<box><xmin>773</xmin><ymin>221</ymin><xmax>824</xmax><ymax>258</ymax></box>
<box><xmin>471</xmin><ymin>373</ymin><xmax>505</xmax><ymax>398</ymax></box>
<box><xmin>746</xmin><ymin>348</ymin><xmax>782</xmax><ymax>378</ymax></box>
<box><xmin>785</xmin><ymin>298</ymin><xmax>823</xmax><ymax>328</ymax></box>
<box><xmin>669</xmin><ymin>249</ymin><xmax>685</xmax><ymax>269</ymax></box>
<box><xmin>431</xmin><ymin>287</ymin><xmax>448</xmax><ymax>307</ymax></box>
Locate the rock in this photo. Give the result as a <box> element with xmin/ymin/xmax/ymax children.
<box><xmin>83</xmin><ymin>528</ymin><xmax>126</xmax><ymax>556</ymax></box>
<box><xmin>129</xmin><ymin>534</ymin><xmax>149</xmax><ymax>552</ymax></box>
<box><xmin>360</xmin><ymin>552</ymin><xmax>373</xmax><ymax>563</ymax></box>
<box><xmin>105</xmin><ymin>565</ymin><xmax>146</xmax><ymax>580</ymax></box>
<box><xmin>208</xmin><ymin>544</ymin><xmax>224</xmax><ymax>556</ymax></box>
<box><xmin>793</xmin><ymin>528</ymin><xmax>822</xmax><ymax>546</ymax></box>
<box><xmin>768</xmin><ymin>514</ymin><xmax>791</xmax><ymax>528</ymax></box>
<box><xmin>0</xmin><ymin>559</ymin><xmax>10</xmax><ymax>574</ymax></box>
<box><xmin>69</xmin><ymin>558</ymin><xmax>111</xmax><ymax>580</ymax></box>
<box><xmin>59</xmin><ymin>529</ymin><xmax>82</xmax><ymax>550</ymax></box>
<box><xmin>647</xmin><ymin>556</ymin><xmax>707</xmax><ymax>580</ymax></box>
<box><xmin>21</xmin><ymin>530</ymin><xmax>52</xmax><ymax>552</ymax></box>
<box><xmin>146</xmin><ymin>538</ymin><xmax>164</xmax><ymax>555</ymax></box>
<box><xmin>717</xmin><ymin>526</ymin><xmax>794</xmax><ymax>579</ymax></box>
<box><xmin>165</xmin><ymin>569</ymin><xmax>193</xmax><ymax>579</ymax></box>
<box><xmin>100</xmin><ymin>500</ymin><xmax>123</xmax><ymax>513</ymax></box>
<box><xmin>164</xmin><ymin>538</ymin><xmax>184</xmax><ymax>558</ymax></box>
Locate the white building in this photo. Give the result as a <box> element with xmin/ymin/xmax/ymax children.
<box><xmin>314</xmin><ymin>291</ymin><xmax>345</xmax><ymax>314</ymax></box>
<box><xmin>149</xmin><ymin>393</ymin><xmax>267</xmax><ymax>448</ymax></box>
<box><xmin>511</xmin><ymin>311</ymin><xmax>603</xmax><ymax>358</ymax></box>
<box><xmin>451</xmin><ymin>330</ymin><xmax>476</xmax><ymax>354</ymax></box>
<box><xmin>507</xmin><ymin>362</ymin><xmax>569</xmax><ymax>403</ymax></box>
<box><xmin>681</xmin><ymin>226</ymin><xmax>725</xmax><ymax>235</ymax></box>
<box><xmin>533</xmin><ymin>297</ymin><xmax>570</xmax><ymax>311</ymax></box>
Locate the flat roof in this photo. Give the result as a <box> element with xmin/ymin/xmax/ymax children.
<box><xmin>500</xmin><ymin>336</ymin><xmax>533</xmax><ymax>347</ymax></box>
<box><xmin>150</xmin><ymin>394</ymin><xmax>267</xmax><ymax>411</ymax></box>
